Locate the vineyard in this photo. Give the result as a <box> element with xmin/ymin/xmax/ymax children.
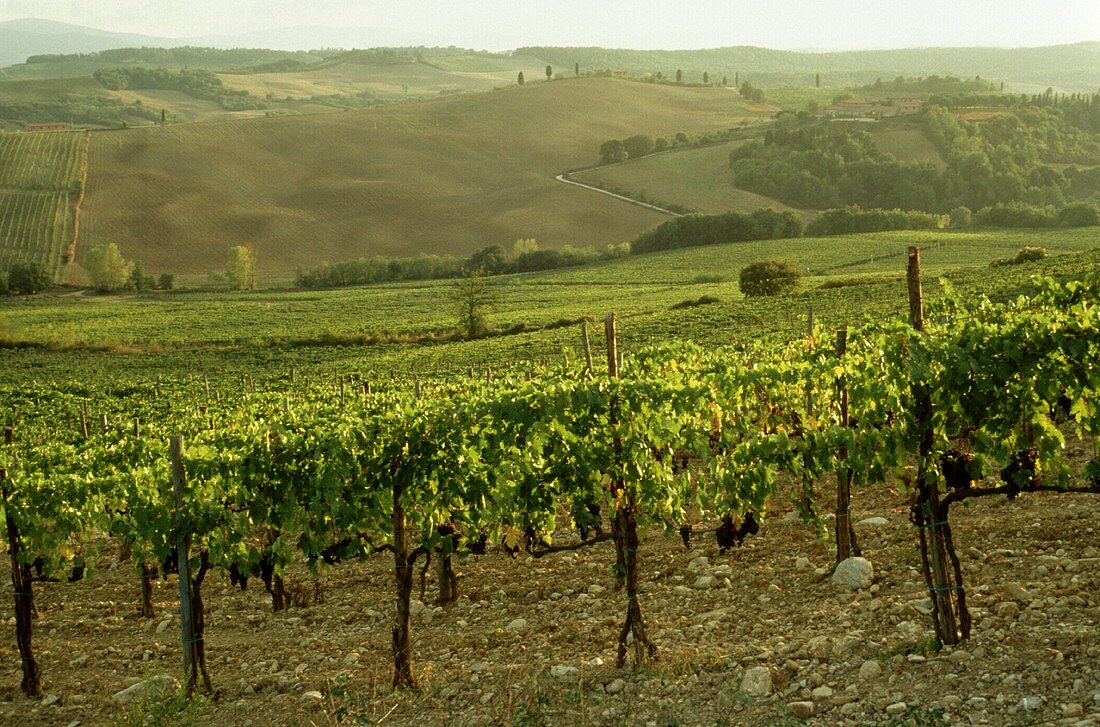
<box><xmin>1</xmin><ymin>250</ymin><xmax>1097</xmax><ymax>724</ymax></box>
<box><xmin>0</xmin><ymin>130</ymin><xmax>86</xmax><ymax>278</ymax></box>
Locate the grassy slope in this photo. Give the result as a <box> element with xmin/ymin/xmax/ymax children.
<box><xmin>571</xmin><ymin>140</ymin><xmax>812</xmax><ymax>218</ymax></box>
<box><xmin>218</xmin><ymin>57</ymin><xmax>550</xmax><ymax>103</ymax></box>
<box><xmin>2</xmin><ymin>228</ymin><xmax>1095</xmax><ymax>386</ymax></box>
<box><xmin>79</xmin><ymin>79</ymin><xmax>768</xmax><ymax>282</ymax></box>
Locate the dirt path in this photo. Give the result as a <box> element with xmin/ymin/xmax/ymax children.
<box><xmin>554</xmin><ymin>172</ymin><xmax>683</xmax><ymax>217</ymax></box>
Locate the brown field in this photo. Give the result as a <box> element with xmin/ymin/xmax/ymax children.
<box><xmin>80</xmin><ymin>79</ymin><xmax>767</xmax><ymax>283</ymax></box>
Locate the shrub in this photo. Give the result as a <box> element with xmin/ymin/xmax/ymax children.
<box><xmin>739</xmin><ymin>260</ymin><xmax>802</xmax><ymax>297</ymax></box>
<box><xmin>990</xmin><ymin>246</ymin><xmax>1049</xmax><ymax>267</ymax></box>
<box><xmin>631</xmin><ymin>210</ymin><xmax>802</xmax><ymax>254</ymax></box>
<box><xmin>1056</xmin><ymin>202</ymin><xmax>1100</xmax><ymax>228</ymax></box>
<box><xmin>670</xmin><ymin>295</ymin><xmax>720</xmax><ymax>310</ymax></box>
<box><xmin>805</xmin><ymin>207</ymin><xmax>943</xmax><ymax>236</ymax></box>
<box><xmin>974</xmin><ymin>203</ymin><xmax>1054</xmax><ymax>228</ymax></box>
<box><xmin>7</xmin><ymin>261</ymin><xmax>52</xmax><ymax>294</ymax></box>
<box><xmin>948</xmin><ymin>206</ymin><xmax>972</xmax><ymax>228</ymax></box>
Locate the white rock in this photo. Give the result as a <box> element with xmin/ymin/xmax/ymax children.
<box><xmin>788</xmin><ymin>701</ymin><xmax>815</xmax><ymax>718</ymax></box>
<box><xmin>343</xmin><ymin>652</ymin><xmax>359</xmax><ymax>665</ymax></box>
<box><xmin>302</xmin><ymin>690</ymin><xmax>324</xmax><ymax>703</ymax></box>
<box><xmin>885</xmin><ymin>701</ymin><xmax>908</xmax><ymax>715</ymax></box>
<box><xmin>606</xmin><ymin>678</ymin><xmax>625</xmax><ymax>695</ymax></box>
<box><xmin>550</xmin><ymin>665</ymin><xmax>578</xmax><ymax>679</ymax></box>
<box><xmin>858</xmin><ymin>660</ymin><xmax>882</xmax><ymax>679</ymax></box>
<box><xmin>409</xmin><ymin>599</ymin><xmax>426</xmax><ymax>617</ymax></box>
<box><xmin>155</xmin><ymin>619</ymin><xmax>172</xmax><ymax>634</ymax></box>
<box><xmin>1019</xmin><ymin>696</ymin><xmax>1043</xmax><ymax>710</ymax></box>
<box><xmin>832</xmin><ymin>557</ymin><xmax>874</xmax><ymax>590</ymax></box>
<box><xmin>811</xmin><ymin>686</ymin><xmax>834</xmax><ymax>700</ymax></box>
<box><xmin>795</xmin><ymin>556</ymin><xmax>812</xmax><ymax>571</ymax></box>
<box><xmin>740</xmin><ymin>666</ymin><xmax>772</xmax><ymax>697</ymax></box>
<box><xmin>40</xmin><ymin>694</ymin><xmax>60</xmax><ymax>707</ymax></box>
<box><xmin>111</xmin><ymin>675</ymin><xmax>180</xmax><ymax>706</ymax></box>
<box><xmin>505</xmin><ymin>618</ymin><xmax>528</xmax><ymax>633</ymax></box>
<box><xmin>687</xmin><ymin>556</ymin><xmax>710</xmax><ymax>573</ymax></box>
<box><xmin>693</xmin><ymin>575</ymin><xmax>717</xmax><ymax>590</ymax></box>
<box><xmin>856</xmin><ymin>517</ymin><xmax>889</xmax><ymax>527</ymax></box>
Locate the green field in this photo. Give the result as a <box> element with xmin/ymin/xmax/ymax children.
<box><xmin>3</xmin><ymin>227</ymin><xmax>1095</xmax><ymax>385</ymax></box>
<box><xmin>0</xmin><ymin>130</ymin><xmax>85</xmax><ymax>276</ymax></box>
<box><xmin>78</xmin><ymin>79</ymin><xmax>769</xmax><ymax>283</ymax></box>
<box><xmin>572</xmin><ymin>140</ymin><xmax>811</xmax><ymax>218</ymax></box>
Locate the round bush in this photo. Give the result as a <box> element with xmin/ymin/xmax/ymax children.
<box><xmin>739</xmin><ymin>260</ymin><xmax>802</xmax><ymax>297</ymax></box>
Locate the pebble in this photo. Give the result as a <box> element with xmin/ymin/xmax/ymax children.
<box><xmin>606</xmin><ymin>678</ymin><xmax>625</xmax><ymax>695</ymax></box>
<box><xmin>858</xmin><ymin>660</ymin><xmax>882</xmax><ymax>679</ymax></box>
<box><xmin>787</xmin><ymin>701</ymin><xmax>815</xmax><ymax>718</ymax></box>
<box><xmin>550</xmin><ymin>665</ymin><xmax>578</xmax><ymax>679</ymax></box>
<box><xmin>40</xmin><ymin>695</ymin><xmax>60</xmax><ymax>707</ymax></box>
<box><xmin>301</xmin><ymin>690</ymin><xmax>323</xmax><ymax>703</ymax></box>
<box><xmin>811</xmin><ymin>686</ymin><xmax>834</xmax><ymax>700</ymax></box>
<box><xmin>795</xmin><ymin>556</ymin><xmax>812</xmax><ymax>571</ymax></box>
<box><xmin>885</xmin><ymin>701</ymin><xmax>908</xmax><ymax>715</ymax></box>
<box><xmin>856</xmin><ymin>517</ymin><xmax>889</xmax><ymax>527</ymax></box>
<box><xmin>693</xmin><ymin>575</ymin><xmax>716</xmax><ymax>590</ymax></box>
<box><xmin>111</xmin><ymin>675</ymin><xmax>180</xmax><ymax>706</ymax></box>
<box><xmin>505</xmin><ymin>618</ymin><xmax>528</xmax><ymax>633</ymax></box>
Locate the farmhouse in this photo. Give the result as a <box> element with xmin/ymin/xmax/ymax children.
<box><xmin>611</xmin><ymin>69</ymin><xmax>629</xmax><ymax>79</ymax></box>
<box><xmin>25</xmin><ymin>122</ymin><xmax>71</xmax><ymax>132</ymax></box>
<box><xmin>823</xmin><ymin>99</ymin><xmax>881</xmax><ymax>119</ymax></box>
<box><xmin>888</xmin><ymin>97</ymin><xmax>926</xmax><ymax>116</ymax></box>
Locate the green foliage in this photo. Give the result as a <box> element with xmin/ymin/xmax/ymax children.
<box><xmin>157</xmin><ymin>272</ymin><xmax>174</xmax><ymax>291</ymax></box>
<box><xmin>632</xmin><ymin>209</ymin><xmax>802</xmax><ymax>254</ymax></box>
<box><xmin>6</xmin><ymin>260</ymin><xmax>52</xmax><ymax>294</ymax></box>
<box><xmin>859</xmin><ymin>75</ymin><xmax>996</xmax><ymax>95</ymax></box>
<box><xmin>738</xmin><ymin>259</ymin><xmax>802</xmax><ymax>297</ymax></box>
<box><xmin>226</xmin><ymin>246</ymin><xmax>256</xmax><ymax>291</ymax></box>
<box><xmin>83</xmin><ymin>243</ymin><xmax>133</xmax><ymax>293</ymax></box>
<box><xmin>622</xmin><ymin>134</ymin><xmax>656</xmax><ymax>159</ymax></box>
<box><xmin>600</xmin><ymin>139</ymin><xmax>627</xmax><ymax>164</ymax></box>
<box><xmin>948</xmin><ymin>206</ymin><xmax>972</xmax><ymax>228</ymax></box>
<box><xmin>973</xmin><ymin>202</ymin><xmax>1055</xmax><ymax>228</ymax></box>
<box><xmin>1056</xmin><ymin>201</ymin><xmax>1100</xmax><ymax>227</ymax></box>
<box><xmin>738</xmin><ymin>82</ymin><xmax>765</xmax><ymax>104</ymax></box>
<box><xmin>806</xmin><ymin>207</ymin><xmax>944</xmax><ymax>236</ymax></box>
<box><xmin>992</xmin><ymin>246</ymin><xmax>1050</xmax><ymax>267</ymax></box>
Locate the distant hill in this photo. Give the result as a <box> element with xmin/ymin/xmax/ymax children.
<box><xmin>520</xmin><ymin>43</ymin><xmax>1100</xmax><ymax>91</ymax></box>
<box><xmin>0</xmin><ymin>19</ymin><xmax>173</xmax><ymax>68</ymax></box>
<box><xmin>78</xmin><ymin>78</ymin><xmax>770</xmax><ymax>282</ymax></box>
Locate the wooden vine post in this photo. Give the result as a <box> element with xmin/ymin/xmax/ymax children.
<box><xmin>391</xmin><ymin>386</ymin><xmax>417</xmax><ymax>689</ymax></box>
<box><xmin>906</xmin><ymin>247</ymin><xmax>967</xmax><ymax>645</ymax></box>
<box><xmin>581</xmin><ymin>320</ymin><xmax>594</xmax><ymax>375</ymax></box>
<box><xmin>172</xmin><ymin>436</ymin><xmax>210</xmax><ymax>694</ymax></box>
<box><xmin>605</xmin><ymin>313</ymin><xmax>656</xmax><ymax>667</ymax></box>
<box><xmin>2</xmin><ymin>427</ymin><xmax>42</xmax><ymax>697</ymax></box>
<box><xmin>834</xmin><ymin>328</ymin><xmax>860</xmax><ymax>562</ymax></box>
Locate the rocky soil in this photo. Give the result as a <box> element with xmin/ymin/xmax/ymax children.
<box><xmin>0</xmin><ymin>477</ymin><xmax>1097</xmax><ymax>726</ymax></box>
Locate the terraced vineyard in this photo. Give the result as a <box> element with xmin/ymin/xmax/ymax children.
<box><xmin>0</xmin><ymin>130</ymin><xmax>86</xmax><ymax>278</ymax></box>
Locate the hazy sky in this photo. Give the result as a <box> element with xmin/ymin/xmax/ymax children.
<box><xmin>3</xmin><ymin>0</ymin><xmax>1099</xmax><ymax>50</ymax></box>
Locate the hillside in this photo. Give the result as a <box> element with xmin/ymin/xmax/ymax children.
<box><xmin>521</xmin><ymin>43</ymin><xmax>1100</xmax><ymax>91</ymax></box>
<box><xmin>78</xmin><ymin>78</ymin><xmax>769</xmax><ymax>282</ymax></box>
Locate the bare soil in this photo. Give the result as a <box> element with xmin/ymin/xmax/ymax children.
<box><xmin>1</xmin><ymin>464</ymin><xmax>1098</xmax><ymax>727</ymax></box>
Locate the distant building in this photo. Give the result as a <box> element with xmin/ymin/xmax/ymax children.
<box><xmin>822</xmin><ymin>99</ymin><xmax>881</xmax><ymax>119</ymax></box>
<box><xmin>611</xmin><ymin>69</ymin><xmax>629</xmax><ymax>79</ymax></box>
<box><xmin>887</xmin><ymin>97</ymin><xmax>926</xmax><ymax>116</ymax></box>
<box><xmin>25</xmin><ymin>122</ymin><xmax>71</xmax><ymax>132</ymax></box>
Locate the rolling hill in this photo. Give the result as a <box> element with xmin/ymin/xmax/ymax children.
<box><xmin>79</xmin><ymin>78</ymin><xmax>771</xmax><ymax>282</ymax></box>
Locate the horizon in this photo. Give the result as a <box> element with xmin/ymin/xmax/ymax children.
<box><xmin>1</xmin><ymin>1</ymin><xmax>1098</xmax><ymax>52</ymax></box>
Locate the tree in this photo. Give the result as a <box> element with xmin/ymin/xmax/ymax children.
<box><xmin>469</xmin><ymin>245</ymin><xmax>507</xmax><ymax>275</ymax></box>
<box><xmin>158</xmin><ymin>272</ymin><xmax>175</xmax><ymax>290</ymax></box>
<box><xmin>6</xmin><ymin>261</ymin><xmax>52</xmax><ymax>294</ymax></box>
<box><xmin>949</xmin><ymin>206</ymin><xmax>973</xmax><ymax>228</ymax></box>
<box><xmin>453</xmin><ymin>272</ymin><xmax>495</xmax><ymax>339</ymax></box>
<box><xmin>513</xmin><ymin>238</ymin><xmax>539</xmax><ymax>256</ymax></box>
<box><xmin>622</xmin><ymin>134</ymin><xmax>655</xmax><ymax>159</ymax></box>
<box><xmin>703</xmin><ymin>71</ymin><xmax>709</xmax><ymax>85</ymax></box>
<box><xmin>599</xmin><ymin>139</ymin><xmax>627</xmax><ymax>164</ymax></box>
<box><xmin>1056</xmin><ymin>202</ymin><xmax>1100</xmax><ymax>227</ymax></box>
<box><xmin>675</xmin><ymin>69</ymin><xmax>683</xmax><ymax>84</ymax></box>
<box><xmin>816</xmin><ymin>73</ymin><xmax>821</xmax><ymax>88</ymax></box>
<box><xmin>545</xmin><ymin>65</ymin><xmax>553</xmax><ymax>81</ymax></box>
<box><xmin>127</xmin><ymin>260</ymin><xmax>155</xmax><ymax>291</ymax></box>
<box><xmin>227</xmin><ymin>245</ymin><xmax>256</xmax><ymax>290</ymax></box>
<box><xmin>722</xmin><ymin>75</ymin><xmax>728</xmax><ymax>86</ymax></box>
<box><xmin>575</xmin><ymin>62</ymin><xmax>579</xmax><ymax>77</ymax></box>
<box><xmin>738</xmin><ymin>260</ymin><xmax>802</xmax><ymax>297</ymax></box>
<box><xmin>518</xmin><ymin>71</ymin><xmax>525</xmax><ymax>85</ymax></box>
<box><xmin>83</xmin><ymin>243</ymin><xmax>133</xmax><ymax>293</ymax></box>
